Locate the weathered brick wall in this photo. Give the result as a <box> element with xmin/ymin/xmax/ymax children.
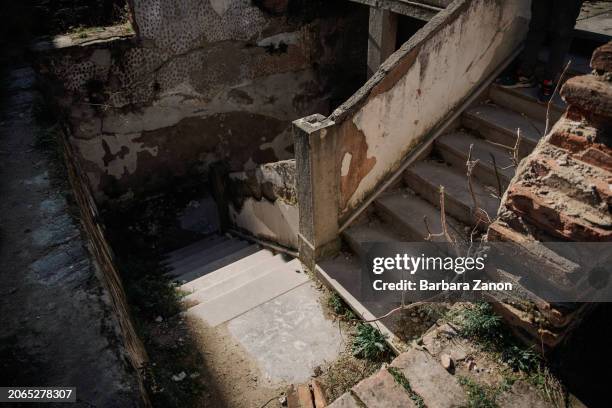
<box><xmin>36</xmin><ymin>0</ymin><xmax>368</xmax><ymax>205</ymax></box>
<box><xmin>488</xmin><ymin>41</ymin><xmax>612</xmax><ymax>348</ymax></box>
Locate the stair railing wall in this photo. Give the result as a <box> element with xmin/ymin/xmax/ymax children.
<box><xmin>293</xmin><ymin>0</ymin><xmax>531</xmax><ymax>267</ymax></box>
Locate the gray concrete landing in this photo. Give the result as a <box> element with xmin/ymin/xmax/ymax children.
<box><xmin>166</xmin><ymin>237</ymin><xmax>344</xmax><ymax>386</ymax></box>
<box><xmin>228</xmin><ymin>282</ymin><xmax>344</xmax><ymax>384</ymax></box>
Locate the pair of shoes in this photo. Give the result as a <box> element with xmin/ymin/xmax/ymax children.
<box><xmin>537</xmin><ymin>79</ymin><xmax>555</xmax><ymax>103</ymax></box>
<box><xmin>497</xmin><ymin>73</ymin><xmax>536</xmax><ymax>89</ymax></box>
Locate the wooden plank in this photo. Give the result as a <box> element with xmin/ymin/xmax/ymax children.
<box><xmin>297</xmin><ymin>384</ymin><xmax>314</xmax><ymax>408</ymax></box>
<box><xmin>311</xmin><ymin>380</ymin><xmax>328</xmax><ymax>408</ymax></box>
<box><xmin>287</xmin><ymin>385</ymin><xmax>300</xmax><ymax>408</ymax></box>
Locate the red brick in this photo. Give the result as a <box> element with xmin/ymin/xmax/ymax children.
<box><xmin>506</xmin><ymin>185</ymin><xmax>612</xmax><ymax>241</ymax></box>
<box><xmin>591</xmin><ymin>41</ymin><xmax>612</xmax><ymax>72</ymax></box>
<box><xmin>548</xmin><ymin>129</ymin><xmax>612</xmax><ymax>172</ymax></box>
<box><xmin>561</xmin><ymin>75</ymin><xmax>612</xmax><ymax>118</ymax></box>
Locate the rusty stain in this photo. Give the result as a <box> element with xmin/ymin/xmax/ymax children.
<box><xmin>336</xmin><ymin>120</ymin><xmax>376</xmax><ymax>211</ymax></box>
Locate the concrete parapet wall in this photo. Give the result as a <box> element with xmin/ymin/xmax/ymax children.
<box><xmin>332</xmin><ymin>0</ymin><xmax>529</xmax><ymax>220</ymax></box>
<box><xmin>294</xmin><ymin>0</ymin><xmax>530</xmax><ymax>262</ymax></box>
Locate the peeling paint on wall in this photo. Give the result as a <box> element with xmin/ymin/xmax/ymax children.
<box><xmin>340</xmin><ymin>152</ymin><xmax>352</xmax><ymax>177</ymax></box>
<box><xmin>336</xmin><ymin>0</ymin><xmax>530</xmax><ymax>216</ymax></box>
<box><xmin>37</xmin><ymin>0</ymin><xmax>368</xmax><ymax>205</ymax></box>
<box><xmin>75</xmin><ymin>133</ymin><xmax>158</xmax><ymax>178</ymax></box>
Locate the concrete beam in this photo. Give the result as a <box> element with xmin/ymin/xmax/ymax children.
<box><xmin>293</xmin><ymin>114</ymin><xmax>340</xmax><ymax>270</ymax></box>
<box><xmin>367</xmin><ymin>8</ymin><xmax>398</xmax><ymax>77</ymax></box>
<box><xmin>348</xmin><ymin>0</ymin><xmax>442</xmax><ymax>21</ymax></box>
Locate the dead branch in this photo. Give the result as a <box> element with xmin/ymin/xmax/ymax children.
<box><xmin>489</xmin><ymin>152</ymin><xmax>503</xmax><ymax>198</ymax></box>
<box><xmin>358</xmin><ymin>147</ymin><xmax>498</xmax><ymax>325</ymax></box>
<box><xmin>465</xmin><ymin>144</ymin><xmax>482</xmax><ymax>218</ymax></box>
<box><xmin>510</xmin><ymin>128</ymin><xmax>521</xmax><ymax>168</ymax></box>
<box><xmin>544</xmin><ymin>60</ymin><xmax>572</xmax><ymax>136</ymax></box>
<box><xmin>423</xmin><ymin>186</ymin><xmax>457</xmax><ymax>249</ymax></box>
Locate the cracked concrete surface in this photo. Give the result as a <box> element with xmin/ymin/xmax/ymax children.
<box><xmin>0</xmin><ymin>62</ymin><xmax>139</xmax><ymax>406</ymax></box>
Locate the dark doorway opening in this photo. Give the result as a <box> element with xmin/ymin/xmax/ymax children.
<box><xmin>396</xmin><ymin>14</ymin><xmax>427</xmax><ymax>50</ymax></box>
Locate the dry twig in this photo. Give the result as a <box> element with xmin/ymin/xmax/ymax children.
<box><xmin>544</xmin><ymin>60</ymin><xmax>572</xmax><ymax>136</ymax></box>
<box><xmin>489</xmin><ymin>152</ymin><xmax>503</xmax><ymax>198</ymax></box>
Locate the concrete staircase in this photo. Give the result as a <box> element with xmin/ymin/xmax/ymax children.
<box><xmin>341</xmin><ymin>83</ymin><xmax>558</xmax><ymax>260</ymax></box>
<box><xmin>163</xmin><ymin>234</ymin><xmax>308</xmax><ymax>327</ymax></box>
<box><xmin>318</xmin><ymin>53</ymin><xmax>589</xmax><ymax>348</ymax></box>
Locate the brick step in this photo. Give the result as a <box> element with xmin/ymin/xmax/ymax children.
<box><xmin>186</xmin><ymin>258</ymin><xmax>308</xmax><ymax>327</ymax></box>
<box><xmin>403</xmin><ymin>160</ymin><xmax>500</xmax><ymax>227</ymax></box>
<box><xmin>328</xmin><ymin>345</ymin><xmax>468</xmax><ymax>408</ymax></box>
<box><xmin>462</xmin><ymin>103</ymin><xmax>544</xmax><ymax>159</ymax></box>
<box><xmin>184</xmin><ymin>253</ymin><xmax>289</xmax><ymax>305</ymax></box>
<box><xmin>489</xmin><ymin>84</ymin><xmax>564</xmax><ymax>124</ymax></box>
<box><xmin>435</xmin><ymin>130</ymin><xmax>516</xmax><ymax>188</ymax></box>
<box><xmin>374</xmin><ymin>189</ymin><xmax>468</xmax><ymax>243</ymax></box>
<box><xmin>168</xmin><ymin>239</ymin><xmax>250</xmax><ymax>277</ymax></box>
<box><xmin>490</xmin><ymin>301</ymin><xmax>593</xmax><ymax>351</ymax></box>
<box><xmin>353</xmin><ymin>368</ymin><xmax>418</xmax><ymax>407</ymax></box>
<box><xmin>174</xmin><ymin>244</ymin><xmax>261</xmax><ymax>284</ymax></box>
<box><xmin>390</xmin><ymin>348</ymin><xmax>467</xmax><ymax>408</ymax></box>
<box><xmin>164</xmin><ymin>234</ymin><xmax>229</xmax><ymax>264</ymax></box>
<box><xmin>506</xmin><ymin>185</ymin><xmax>612</xmax><ymax>241</ymax></box>
<box><xmin>180</xmin><ymin>248</ymin><xmax>277</xmax><ymax>293</ymax></box>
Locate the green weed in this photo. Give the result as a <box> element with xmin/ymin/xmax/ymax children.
<box><xmin>501</xmin><ymin>345</ymin><xmax>539</xmax><ymax>373</ymax></box>
<box><xmin>352</xmin><ymin>324</ymin><xmax>389</xmax><ymax>361</ymax></box>
<box><xmin>458</xmin><ymin>376</ymin><xmax>499</xmax><ymax>408</ymax></box>
<box><xmin>328</xmin><ymin>293</ymin><xmax>356</xmax><ymax>320</ymax></box>
<box><xmin>450</xmin><ymin>303</ymin><xmax>541</xmax><ymax>373</ymax></box>
<box><xmin>456</xmin><ymin>303</ymin><xmax>502</xmax><ymax>340</ymax></box>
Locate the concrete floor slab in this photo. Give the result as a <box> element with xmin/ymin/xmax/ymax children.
<box><xmin>187</xmin><ymin>258</ymin><xmax>309</xmax><ymax>326</ymax></box>
<box><xmin>227</xmin><ymin>282</ymin><xmax>344</xmax><ymax>385</ymax></box>
<box><xmin>577</xmin><ymin>1</ymin><xmax>612</xmax><ymax>40</ymax></box>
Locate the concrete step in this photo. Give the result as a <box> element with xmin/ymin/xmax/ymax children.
<box><xmin>489</xmin><ymin>84</ymin><xmax>564</xmax><ymax>124</ymax></box>
<box><xmin>462</xmin><ymin>103</ymin><xmax>545</xmax><ymax>158</ymax></box>
<box><xmin>353</xmin><ymin>369</ymin><xmax>418</xmax><ymax>408</ymax></box>
<box><xmin>374</xmin><ymin>190</ymin><xmax>468</xmax><ymax>243</ymax></box>
<box><xmin>539</xmin><ymin>50</ymin><xmax>591</xmax><ymax>76</ymax></box>
<box><xmin>342</xmin><ymin>222</ymin><xmax>400</xmax><ymax>259</ymax></box>
<box><xmin>164</xmin><ymin>235</ymin><xmax>228</xmax><ymax>264</ymax></box>
<box><xmin>180</xmin><ymin>248</ymin><xmax>278</xmax><ymax>293</ymax></box>
<box><xmin>174</xmin><ymin>244</ymin><xmax>260</xmax><ymax>284</ymax></box>
<box><xmin>435</xmin><ymin>130</ymin><xmax>515</xmax><ymax>189</ymax></box>
<box><xmin>403</xmin><ymin>160</ymin><xmax>500</xmax><ymax>227</ymax></box>
<box><xmin>316</xmin><ymin>255</ymin><xmax>405</xmax><ymax>354</ymax></box>
<box><xmin>184</xmin><ymin>253</ymin><xmax>289</xmax><ymax>305</ymax></box>
<box><xmin>186</xmin><ymin>258</ymin><xmax>308</xmax><ymax>327</ymax></box>
<box><xmin>168</xmin><ymin>239</ymin><xmax>250</xmax><ymax>277</ymax></box>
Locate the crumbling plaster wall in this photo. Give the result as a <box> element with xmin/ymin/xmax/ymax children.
<box><xmin>331</xmin><ymin>0</ymin><xmax>531</xmax><ymax>219</ymax></box>
<box><xmin>40</xmin><ymin>0</ymin><xmax>367</xmax><ymax>204</ymax></box>
<box><xmin>226</xmin><ymin>159</ymin><xmax>299</xmax><ymax>248</ymax></box>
